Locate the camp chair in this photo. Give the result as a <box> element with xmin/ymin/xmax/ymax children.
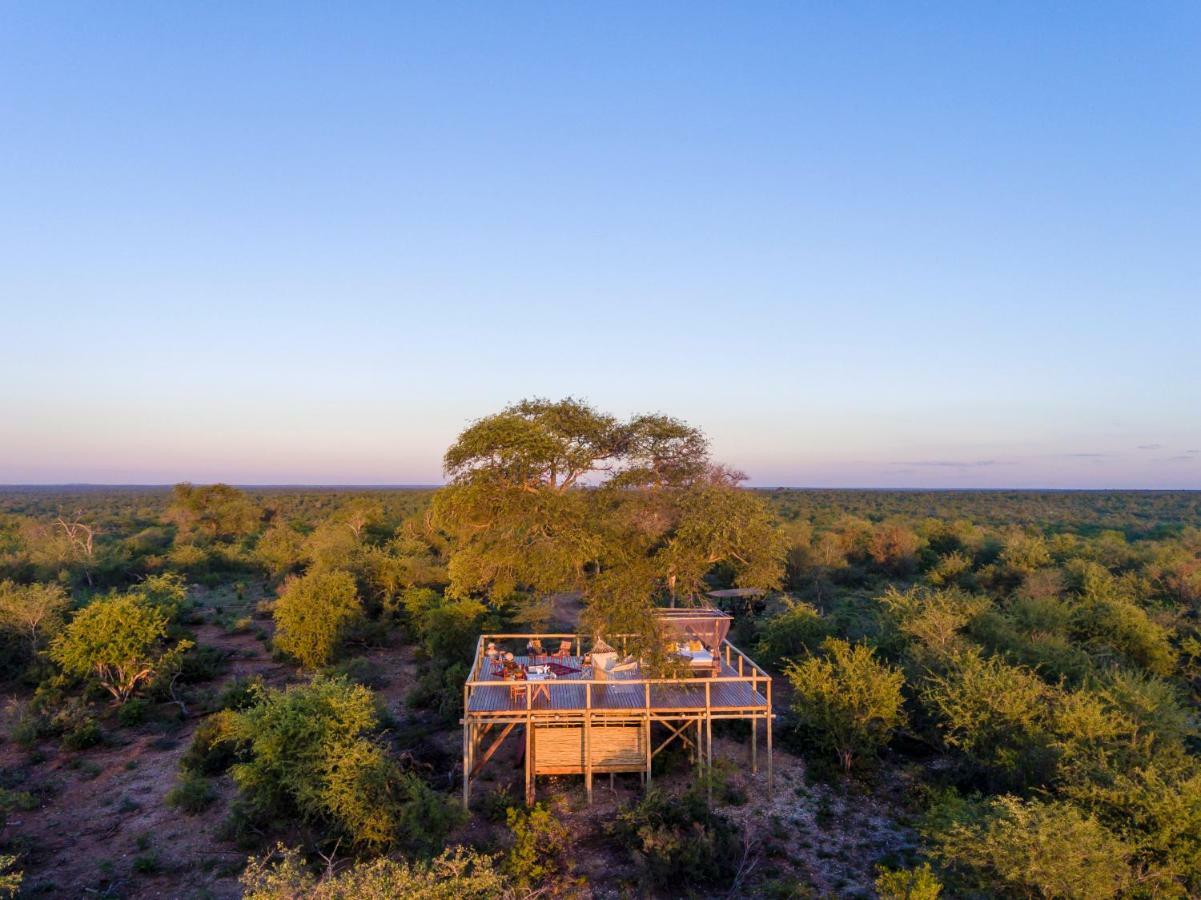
<box><xmin>551</xmin><ymin>640</ymin><xmax>573</xmax><ymax>659</ymax></box>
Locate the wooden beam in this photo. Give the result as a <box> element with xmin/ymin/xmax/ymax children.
<box><xmin>461</xmin><ymin>721</ymin><xmax>470</xmax><ymax>807</ymax></box>
<box><xmin>705</xmin><ymin>680</ymin><xmax>713</xmax><ymax>806</ymax></box>
<box><xmin>766</xmin><ymin>677</ymin><xmax>773</xmax><ymax>793</ymax></box>
<box><xmin>525</xmin><ymin>684</ymin><xmax>534</xmax><ymax>805</ymax></box>
<box><xmin>643</xmin><ymin>682</ymin><xmax>652</xmax><ymax>790</ymax></box>
<box><xmin>652</xmin><ymin>718</ymin><xmax>697</xmax><ymax>758</ymax></box>
<box><xmin>584</xmin><ymin>683</ymin><xmax>593</xmax><ymax>804</ymax></box>
<box><xmin>470</xmin><ymin>722</ymin><xmax>517</xmax><ymax>778</ymax></box>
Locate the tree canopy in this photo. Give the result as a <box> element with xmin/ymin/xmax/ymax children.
<box><xmin>431</xmin><ymin>398</ymin><xmax>784</xmax><ymax>648</ymax></box>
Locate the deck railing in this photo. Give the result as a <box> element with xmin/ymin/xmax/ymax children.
<box><xmin>464</xmin><ymin>632</ymin><xmax>772</xmax><ymax>717</ymax></box>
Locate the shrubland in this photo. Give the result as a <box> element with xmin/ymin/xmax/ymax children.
<box><xmin>0</xmin><ymin>406</ymin><xmax>1197</xmax><ymax>895</ymax></box>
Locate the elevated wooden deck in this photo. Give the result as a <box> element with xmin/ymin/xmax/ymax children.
<box><xmin>461</xmin><ymin>632</ymin><xmax>774</xmax><ymax>805</ymax></box>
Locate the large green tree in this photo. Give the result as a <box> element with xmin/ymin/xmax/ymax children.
<box><xmin>431</xmin><ymin>398</ymin><xmax>784</xmax><ymax>652</ymax></box>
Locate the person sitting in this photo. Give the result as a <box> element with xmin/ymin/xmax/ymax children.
<box><xmin>526</xmin><ymin>638</ymin><xmax>544</xmax><ymax>659</ymax></box>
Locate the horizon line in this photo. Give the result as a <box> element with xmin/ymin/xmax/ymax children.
<box><xmin>1</xmin><ymin>483</ymin><xmax>1199</xmax><ymax>494</ymax></box>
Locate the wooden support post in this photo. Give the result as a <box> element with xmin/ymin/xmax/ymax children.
<box><xmin>584</xmin><ymin>683</ymin><xmax>593</xmax><ymax>804</ymax></box>
<box><xmin>644</xmin><ymin>682</ymin><xmax>652</xmax><ymax>790</ymax></box>
<box><xmin>462</xmin><ymin>720</ymin><xmax>471</xmax><ymax>807</ymax></box>
<box><xmin>751</xmin><ymin>705</ymin><xmax>758</xmax><ymax>774</ymax></box>
<box><xmin>525</xmin><ymin>684</ymin><xmax>534</xmax><ymax>805</ymax></box>
<box><xmin>705</xmin><ymin>680</ymin><xmax>713</xmax><ymax>806</ymax></box>
<box><xmin>766</xmin><ymin>676</ymin><xmax>774</xmax><ymax>793</ymax></box>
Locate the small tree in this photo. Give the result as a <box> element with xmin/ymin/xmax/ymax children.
<box><xmin>784</xmin><ymin>638</ymin><xmax>906</xmax><ymax>774</ymax></box>
<box><xmin>49</xmin><ymin>593</ymin><xmax>191</xmax><ymax>703</ymax></box>
<box><xmin>505</xmin><ymin>803</ymin><xmax>571</xmax><ymax>892</ymax></box>
<box><xmin>932</xmin><ymin>795</ymin><xmax>1136</xmax><ymax>898</ymax></box>
<box><xmin>227</xmin><ymin>675</ymin><xmax>463</xmax><ymax>852</ymax></box>
<box><xmin>272</xmin><ymin>569</ymin><xmax>363</xmax><ymax>668</ymax></box>
<box><xmin>0</xmin><ymin>579</ymin><xmax>69</xmax><ymax>658</ymax></box>
<box><xmin>921</xmin><ymin>649</ymin><xmax>1055</xmax><ymax>788</ymax></box>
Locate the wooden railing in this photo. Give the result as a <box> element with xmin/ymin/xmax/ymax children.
<box><xmin>464</xmin><ymin>632</ymin><xmax>772</xmax><ymax>716</ymax></box>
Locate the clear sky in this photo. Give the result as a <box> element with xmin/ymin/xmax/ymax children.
<box><xmin>2</xmin><ymin>3</ymin><xmax>1198</xmax><ymax>488</ymax></box>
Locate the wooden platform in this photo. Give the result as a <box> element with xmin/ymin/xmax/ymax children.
<box><xmin>461</xmin><ymin>632</ymin><xmax>774</xmax><ymax>806</ymax></box>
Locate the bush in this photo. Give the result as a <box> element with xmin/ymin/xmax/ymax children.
<box><xmin>165</xmin><ymin>771</ymin><xmax>217</xmax><ymax>814</ymax></box>
<box><xmin>50</xmin><ymin>698</ymin><xmax>101</xmax><ymax>750</ymax></box>
<box><xmin>784</xmin><ymin>638</ymin><xmax>906</xmax><ymax>774</ymax></box>
<box><xmin>921</xmin><ymin>649</ymin><xmax>1056</xmax><ymax>789</ymax></box>
<box><xmin>754</xmin><ymin>598</ymin><xmax>828</xmax><ymax>667</ymax></box>
<box><xmin>328</xmin><ymin>656</ymin><xmax>387</xmax><ymax>689</ymax></box>
<box><xmin>227</xmin><ymin>675</ymin><xmax>462</xmax><ymax>852</ymax></box>
<box><xmin>177</xmin><ymin>644</ymin><xmax>229</xmax><ymax>683</ymax></box>
<box><xmin>609</xmin><ymin>786</ymin><xmax>741</xmax><ymax>891</ymax></box>
<box><xmin>217</xmin><ymin>676</ymin><xmax>263</xmax><ymax>712</ymax></box>
<box><xmin>0</xmin><ymin>854</ymin><xmax>20</xmax><ymax>898</ymax></box>
<box><xmin>49</xmin><ymin>593</ymin><xmax>192</xmax><ymax>704</ymax></box>
<box><xmin>930</xmin><ymin>795</ymin><xmax>1136</xmax><ymax>898</ymax></box>
<box><xmin>117</xmin><ymin>698</ymin><xmax>150</xmax><ymax>728</ymax></box>
<box><xmin>180</xmin><ymin>711</ymin><xmax>240</xmax><ymax>775</ymax></box>
<box><xmin>0</xmin><ymin>580</ymin><xmax>68</xmax><ymax>673</ymax></box>
<box><xmin>272</xmin><ymin>570</ymin><xmax>364</xmax><ymax>668</ymax></box>
<box><xmin>505</xmin><ymin>803</ymin><xmax>570</xmax><ymax>892</ymax></box>
<box><xmin>875</xmin><ymin>862</ymin><xmax>942</xmax><ymax>900</ymax></box>
<box><xmin>241</xmin><ymin>844</ymin><xmax>505</xmax><ymax>899</ymax></box>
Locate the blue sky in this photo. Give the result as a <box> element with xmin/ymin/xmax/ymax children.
<box><xmin>1</xmin><ymin>2</ymin><xmax>1198</xmax><ymax>487</ymax></box>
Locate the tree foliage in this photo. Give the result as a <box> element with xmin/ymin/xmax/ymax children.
<box><xmin>784</xmin><ymin>638</ymin><xmax>906</xmax><ymax>773</ymax></box>
<box><xmin>432</xmin><ymin>398</ymin><xmax>784</xmax><ymax>656</ymax></box>
<box><xmin>241</xmin><ymin>844</ymin><xmax>505</xmax><ymax>900</ymax></box>
<box><xmin>273</xmin><ymin>569</ymin><xmax>364</xmax><ymax>668</ymax></box>
<box><xmin>225</xmin><ymin>676</ymin><xmax>461</xmax><ymax>852</ymax></box>
<box><xmin>49</xmin><ymin>592</ymin><xmax>191</xmax><ymax>703</ymax></box>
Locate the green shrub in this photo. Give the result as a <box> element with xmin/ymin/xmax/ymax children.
<box><xmin>609</xmin><ymin>786</ymin><xmax>741</xmax><ymax>891</ymax></box>
<box><xmin>921</xmin><ymin>649</ymin><xmax>1056</xmax><ymax>789</ymax></box>
<box><xmin>226</xmin><ymin>675</ymin><xmax>461</xmax><ymax>852</ymax></box>
<box><xmin>754</xmin><ymin>598</ymin><xmax>828</xmax><ymax>667</ymax></box>
<box><xmin>875</xmin><ymin>862</ymin><xmax>942</xmax><ymax>900</ymax></box>
<box><xmin>49</xmin><ymin>593</ymin><xmax>192</xmax><ymax>704</ymax></box>
<box><xmin>272</xmin><ymin>570</ymin><xmax>363</xmax><ymax>668</ymax></box>
<box><xmin>328</xmin><ymin>655</ymin><xmax>387</xmax><ymax>689</ymax></box>
<box><xmin>217</xmin><ymin>675</ymin><xmax>263</xmax><ymax>712</ymax></box>
<box><xmin>180</xmin><ymin>711</ymin><xmax>240</xmax><ymax>775</ymax></box>
<box><xmin>0</xmin><ymin>854</ymin><xmax>21</xmax><ymax>898</ymax></box>
<box><xmin>505</xmin><ymin>803</ymin><xmax>570</xmax><ymax>892</ymax></box>
<box><xmin>480</xmin><ymin>785</ymin><xmax>515</xmax><ymax>823</ymax></box>
<box><xmin>784</xmin><ymin>638</ymin><xmax>906</xmax><ymax>774</ymax></box>
<box><xmin>51</xmin><ymin>699</ymin><xmax>102</xmax><ymax>750</ymax></box>
<box><xmin>165</xmin><ymin>771</ymin><xmax>217</xmax><ymax>814</ymax></box>
<box><xmin>241</xmin><ymin>844</ymin><xmax>505</xmax><ymax>899</ymax></box>
<box><xmin>6</xmin><ymin>702</ymin><xmax>45</xmax><ymax>749</ymax></box>
<box><xmin>131</xmin><ymin>851</ymin><xmax>160</xmax><ymax>874</ymax></box>
<box><xmin>117</xmin><ymin>698</ymin><xmax>150</xmax><ymax>728</ymax></box>
<box><xmin>929</xmin><ymin>795</ymin><xmax>1135</xmax><ymax>898</ymax></box>
<box><xmin>177</xmin><ymin>644</ymin><xmax>229</xmax><ymax>683</ymax></box>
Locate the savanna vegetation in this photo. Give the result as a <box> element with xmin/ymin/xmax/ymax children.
<box><xmin>0</xmin><ymin>398</ymin><xmax>1198</xmax><ymax>897</ymax></box>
